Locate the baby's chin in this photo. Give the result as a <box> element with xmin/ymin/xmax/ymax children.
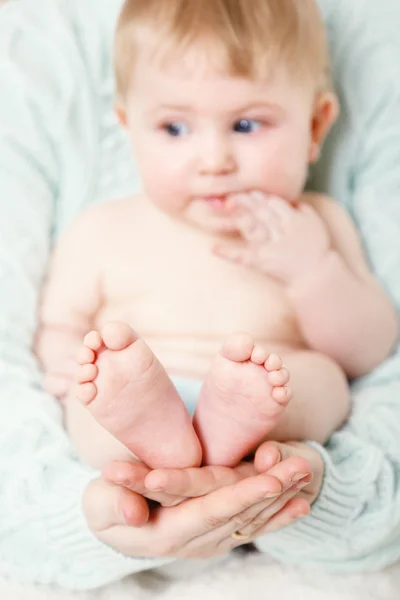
<box><xmin>185</xmin><ymin>216</ymin><xmax>241</xmax><ymax>239</ymax></box>
<box><xmin>182</xmin><ymin>203</ymin><xmax>240</xmax><ymax>236</ymax></box>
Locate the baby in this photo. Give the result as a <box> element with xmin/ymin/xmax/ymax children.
<box><xmin>36</xmin><ymin>0</ymin><xmax>398</xmax><ymax>471</ymax></box>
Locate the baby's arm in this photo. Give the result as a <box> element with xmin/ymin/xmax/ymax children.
<box><xmin>216</xmin><ymin>192</ymin><xmax>398</xmax><ymax>379</ymax></box>
<box><xmin>287</xmin><ymin>193</ymin><xmax>398</xmax><ymax>378</ymax></box>
<box><xmin>35</xmin><ymin>207</ymin><xmax>103</xmax><ymax>398</ymax></box>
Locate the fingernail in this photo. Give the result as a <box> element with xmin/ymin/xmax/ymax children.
<box><xmin>264</xmin><ymin>491</ymin><xmax>281</xmax><ymax>499</ymax></box>
<box><xmin>272</xmin><ymin>451</ymin><xmax>282</xmax><ymax>466</ymax></box>
<box><xmin>146</xmin><ymin>485</ymin><xmax>163</xmax><ymax>492</ymax></box>
<box><xmin>295</xmin><ymin>480</ymin><xmax>310</xmax><ymax>491</ymax></box>
<box><xmin>291</xmin><ymin>473</ymin><xmax>309</xmax><ymax>483</ymax></box>
<box><xmin>294</xmin><ymin>512</ymin><xmax>308</xmax><ymax>521</ymax></box>
<box><xmin>114</xmin><ymin>479</ymin><xmax>130</xmax><ymax>486</ymax></box>
<box><xmin>122</xmin><ymin>507</ymin><xmax>131</xmax><ymax>525</ymax></box>
<box><xmin>145</xmin><ymin>477</ymin><xmax>163</xmax><ymax>492</ymax></box>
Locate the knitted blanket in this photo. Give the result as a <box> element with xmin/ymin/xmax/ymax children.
<box><xmin>0</xmin><ymin>552</ymin><xmax>399</xmax><ymax>600</ymax></box>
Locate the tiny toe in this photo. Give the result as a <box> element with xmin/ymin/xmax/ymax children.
<box><xmin>77</xmin><ymin>363</ymin><xmax>98</xmax><ymax>384</ymax></box>
<box><xmin>267</xmin><ymin>367</ymin><xmax>290</xmax><ymax>387</ymax></box>
<box><xmin>84</xmin><ymin>330</ymin><xmax>103</xmax><ymax>352</ymax></box>
<box><xmin>76</xmin><ymin>346</ymin><xmax>96</xmax><ymax>365</ymax></box>
<box><xmin>251</xmin><ymin>345</ymin><xmax>269</xmax><ymax>365</ymax></box>
<box><xmin>264</xmin><ymin>354</ymin><xmax>283</xmax><ymax>372</ymax></box>
<box><xmin>272</xmin><ymin>386</ymin><xmax>292</xmax><ymax>405</ymax></box>
<box><xmin>76</xmin><ymin>382</ymin><xmax>97</xmax><ymax>406</ymax></box>
<box><xmin>101</xmin><ymin>321</ymin><xmax>138</xmax><ymax>351</ymax></box>
<box><xmin>221</xmin><ymin>333</ymin><xmax>254</xmax><ymax>362</ymax></box>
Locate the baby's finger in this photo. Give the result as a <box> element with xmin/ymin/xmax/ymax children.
<box><xmin>226</xmin><ymin>192</ymin><xmax>255</xmax><ymax>211</ymax></box>
<box><xmin>266</xmin><ymin>195</ymin><xmax>296</xmax><ymax>218</ymax></box>
<box><xmin>213</xmin><ymin>243</ymin><xmax>256</xmax><ymax>268</ymax></box>
<box><xmin>234</xmin><ymin>211</ymin><xmax>260</xmax><ymax>240</ymax></box>
<box><xmin>228</xmin><ymin>190</ymin><xmax>266</xmax><ymax>211</ymax></box>
<box><xmin>145</xmin><ymin>462</ymin><xmax>262</xmax><ymax>498</ymax></box>
<box><xmin>233</xmin><ymin>196</ymin><xmax>281</xmax><ymax>239</ymax></box>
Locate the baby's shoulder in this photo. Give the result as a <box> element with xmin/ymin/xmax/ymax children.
<box><xmin>300</xmin><ymin>191</ymin><xmax>337</xmax><ymax>212</ymax></box>
<box><xmin>61</xmin><ymin>195</ymin><xmax>143</xmax><ymax>242</ymax></box>
<box><xmin>300</xmin><ymin>192</ymin><xmax>363</xmax><ymax>257</ymax></box>
<box><xmin>300</xmin><ymin>191</ymin><xmax>350</xmax><ymax>224</ymax></box>
<box><xmin>77</xmin><ymin>194</ymin><xmax>142</xmax><ymax>225</ymax></box>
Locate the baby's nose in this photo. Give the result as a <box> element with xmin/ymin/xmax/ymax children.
<box><xmin>197</xmin><ymin>136</ymin><xmax>236</xmax><ymax>175</ymax></box>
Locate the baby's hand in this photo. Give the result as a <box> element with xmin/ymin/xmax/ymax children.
<box><xmin>215</xmin><ymin>192</ymin><xmax>331</xmax><ymax>286</ymax></box>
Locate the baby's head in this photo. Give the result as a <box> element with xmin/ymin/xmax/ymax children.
<box><xmin>115</xmin><ymin>0</ymin><xmax>338</xmax><ymax>233</ymax></box>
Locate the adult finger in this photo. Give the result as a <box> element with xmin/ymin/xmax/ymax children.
<box><xmin>174</xmin><ymin>472</ymin><xmax>310</xmax><ymax>556</ymax></box>
<box><xmin>100</xmin><ymin>471</ymin><xmax>287</xmax><ymax>559</ymax></box>
<box><xmin>96</xmin><ymin>460</ymin><xmax>312</xmax><ymax>560</ymax></box>
<box><xmin>192</xmin><ymin>457</ymin><xmax>310</xmax><ymax>537</ymax></box>
<box><xmin>254</xmin><ymin>496</ymin><xmax>311</xmax><ymax>535</ymax></box>
<box><xmin>255</xmin><ymin>441</ymin><xmax>323</xmax><ymax>499</ymax></box>
<box><xmin>223</xmin><ymin>455</ymin><xmax>311</xmax><ymax>537</ymax></box>
<box><xmin>83</xmin><ymin>479</ymin><xmax>150</xmax><ymax>531</ymax></box>
<box><xmin>102</xmin><ymin>461</ymin><xmax>184</xmax><ymax>507</ymax></box>
<box><xmin>147</xmin><ymin>451</ymin><xmax>308</xmax><ymax>500</ymax></box>
<box><xmin>145</xmin><ymin>462</ymin><xmax>260</xmax><ymax>497</ymax></box>
<box><xmin>263</xmin><ymin>453</ymin><xmax>310</xmax><ymax>485</ymax></box>
<box><xmin>231</xmin><ymin>475</ymin><xmax>311</xmax><ymax>538</ymax></box>
<box><xmin>255</xmin><ymin>440</ymin><xmax>316</xmax><ymax>473</ymax></box>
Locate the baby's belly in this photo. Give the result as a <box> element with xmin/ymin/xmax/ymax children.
<box><xmin>96</xmin><ymin>302</ymin><xmax>305</xmax><ymax>380</ymax></box>
<box><xmin>141</xmin><ymin>335</ymin><xmax>302</xmax><ymax>379</ymax></box>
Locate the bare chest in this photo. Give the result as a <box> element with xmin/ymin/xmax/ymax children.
<box><xmin>98</xmin><ymin>224</ymin><xmax>300</xmax><ymax>346</ymax></box>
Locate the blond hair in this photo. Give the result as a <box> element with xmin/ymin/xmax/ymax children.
<box><xmin>115</xmin><ymin>0</ymin><xmax>332</xmax><ymax>101</ymax></box>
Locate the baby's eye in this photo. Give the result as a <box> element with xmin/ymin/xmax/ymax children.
<box><xmin>233</xmin><ymin>119</ymin><xmax>262</xmax><ymax>134</ymax></box>
<box><xmin>163</xmin><ymin>122</ymin><xmax>190</xmax><ymax>137</ymax></box>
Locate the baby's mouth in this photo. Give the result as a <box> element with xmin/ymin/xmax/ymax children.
<box><xmin>200</xmin><ymin>194</ymin><xmax>231</xmax><ymax>211</ymax></box>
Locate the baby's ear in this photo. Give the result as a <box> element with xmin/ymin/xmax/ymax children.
<box><xmin>115</xmin><ymin>102</ymin><xmax>128</xmax><ymax>128</ymax></box>
<box><xmin>309</xmin><ymin>92</ymin><xmax>339</xmax><ymax>163</ymax></box>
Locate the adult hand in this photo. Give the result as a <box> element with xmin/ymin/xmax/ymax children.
<box><xmin>254</xmin><ymin>440</ymin><xmax>324</xmax><ymax>506</ymax></box>
<box><xmin>84</xmin><ymin>455</ymin><xmax>312</xmax><ymax>558</ymax></box>
<box><xmin>102</xmin><ymin>458</ymin><xmax>260</xmax><ymax>507</ymax></box>
<box><xmin>102</xmin><ymin>439</ymin><xmax>322</xmax><ymax>512</ymax></box>
<box><xmin>228</xmin><ymin>440</ymin><xmax>324</xmax><ymax>538</ymax></box>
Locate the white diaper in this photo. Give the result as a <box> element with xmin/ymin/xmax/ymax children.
<box><xmin>170</xmin><ymin>376</ymin><xmax>202</xmax><ymax>417</ymax></box>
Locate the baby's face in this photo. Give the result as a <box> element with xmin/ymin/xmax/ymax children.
<box><xmin>122</xmin><ymin>46</ymin><xmax>318</xmax><ymax>234</ymax></box>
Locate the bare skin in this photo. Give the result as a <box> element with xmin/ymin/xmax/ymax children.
<box><xmin>73</xmin><ymin>322</ymin><xmax>202</xmax><ymax>470</ymax></box>
<box><xmin>86</xmin><ymin>447</ymin><xmax>314</xmax><ymax>556</ymax></box>
<box><xmin>36</xmin><ymin>61</ymin><xmax>397</xmax><ymax>472</ymax></box>
<box><xmin>38</xmin><ymin>189</ymin><xmax>396</xmax><ymax>471</ymax></box>
<box><xmin>193</xmin><ymin>332</ymin><xmax>291</xmax><ymax>466</ymax></box>
<box><xmin>73</xmin><ymin>323</ymin><xmax>290</xmax><ymax>469</ymax></box>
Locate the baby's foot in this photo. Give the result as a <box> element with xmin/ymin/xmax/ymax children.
<box><xmin>75</xmin><ymin>322</ymin><xmax>202</xmax><ymax>469</ymax></box>
<box><xmin>193</xmin><ymin>334</ymin><xmax>291</xmax><ymax>466</ymax></box>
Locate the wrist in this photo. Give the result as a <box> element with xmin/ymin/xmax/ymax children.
<box><xmin>286</xmin><ymin>250</ymin><xmax>340</xmax><ymax>297</ymax></box>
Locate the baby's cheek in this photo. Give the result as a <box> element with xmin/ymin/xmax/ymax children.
<box><xmin>258</xmin><ymin>156</ymin><xmax>307</xmax><ymax>200</ymax></box>
<box><xmin>141</xmin><ymin>165</ymin><xmax>186</xmax><ymax>210</ymax></box>
<box><xmin>255</xmin><ymin>159</ymin><xmax>290</xmax><ymax>195</ymax></box>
